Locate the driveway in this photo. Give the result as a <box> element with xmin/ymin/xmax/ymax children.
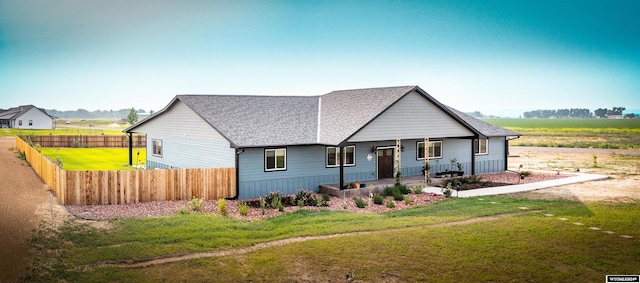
<box><xmin>0</xmin><ymin>136</ymin><xmax>67</xmax><ymax>282</ymax></box>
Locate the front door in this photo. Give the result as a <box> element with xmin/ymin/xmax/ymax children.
<box><xmin>377</xmin><ymin>148</ymin><xmax>394</xmax><ymax>179</ymax></box>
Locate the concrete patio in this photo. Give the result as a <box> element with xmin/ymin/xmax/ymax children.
<box><xmin>319</xmin><ymin>174</ymin><xmax>450</xmax><ymax>198</ymax></box>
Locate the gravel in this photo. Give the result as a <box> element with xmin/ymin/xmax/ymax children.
<box><xmin>65</xmin><ymin>171</ymin><xmax>570</xmax><ymax>221</ymax></box>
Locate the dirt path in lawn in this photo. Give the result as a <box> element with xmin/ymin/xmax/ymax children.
<box><xmin>0</xmin><ymin>137</ymin><xmax>71</xmax><ymax>282</ymax></box>
<box><xmin>92</xmin><ymin>210</ymin><xmax>536</xmax><ymax>269</ymax></box>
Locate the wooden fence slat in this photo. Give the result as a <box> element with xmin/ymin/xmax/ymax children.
<box><xmin>15</xmin><ymin>136</ymin><xmax>236</xmax><ymax>205</ymax></box>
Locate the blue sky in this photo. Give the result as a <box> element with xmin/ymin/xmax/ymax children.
<box><xmin>1</xmin><ymin>0</ymin><xmax>638</xmax><ymax>117</ymax></box>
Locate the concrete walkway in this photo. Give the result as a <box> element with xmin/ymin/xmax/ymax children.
<box><xmin>423</xmin><ymin>171</ymin><xmax>609</xmax><ymax>198</ymax></box>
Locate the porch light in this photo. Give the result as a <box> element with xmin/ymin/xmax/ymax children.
<box><xmin>367</xmin><ymin>154</ymin><xmax>373</xmax><ymax>161</ymax></box>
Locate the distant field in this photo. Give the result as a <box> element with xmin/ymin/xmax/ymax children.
<box><xmin>0</xmin><ymin>119</ymin><xmax>129</xmax><ymax>137</ymax></box>
<box><xmin>1</xmin><ymin>128</ymin><xmax>125</xmax><ymax>136</ymax></box>
<box><xmin>40</xmin><ymin>148</ymin><xmax>146</xmax><ymax>171</ymax></box>
<box><xmin>482</xmin><ymin>118</ymin><xmax>640</xmax><ymax>149</ymax></box>
<box><xmin>483</xmin><ymin>118</ymin><xmax>640</xmax><ymax>130</ymax></box>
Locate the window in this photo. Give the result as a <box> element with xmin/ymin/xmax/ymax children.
<box><xmin>152</xmin><ymin>139</ymin><xmax>163</xmax><ymax>157</ymax></box>
<box><xmin>326</xmin><ymin>146</ymin><xmax>356</xmax><ymax>167</ymax></box>
<box><xmin>18</xmin><ymin>120</ymin><xmax>22</xmax><ymax>126</ymax></box>
<box><xmin>265</xmin><ymin>148</ymin><xmax>286</xmax><ymax>171</ymax></box>
<box><xmin>417</xmin><ymin>141</ymin><xmax>442</xmax><ymax>159</ymax></box>
<box><xmin>474</xmin><ymin>139</ymin><xmax>488</xmax><ymax>155</ymax></box>
<box><xmin>28</xmin><ymin>120</ymin><xmax>33</xmax><ymax>126</ymax></box>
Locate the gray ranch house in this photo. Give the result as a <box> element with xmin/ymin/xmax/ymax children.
<box><xmin>0</xmin><ymin>105</ymin><xmax>55</xmax><ymax>129</ymax></box>
<box><xmin>124</xmin><ymin>86</ymin><xmax>520</xmax><ymax>199</ymax></box>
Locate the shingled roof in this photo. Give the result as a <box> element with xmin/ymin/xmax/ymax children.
<box><xmin>177</xmin><ymin>95</ymin><xmax>319</xmax><ymax>147</ymax></box>
<box><xmin>0</xmin><ymin>105</ymin><xmax>52</xmax><ymax>120</ymax></box>
<box><xmin>126</xmin><ymin>86</ymin><xmax>519</xmax><ymax>147</ymax></box>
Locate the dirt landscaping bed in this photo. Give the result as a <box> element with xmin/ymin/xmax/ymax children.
<box><xmin>65</xmin><ymin>170</ymin><xmax>572</xmax><ymax>222</ymax></box>
<box><xmin>62</xmin><ymin>146</ymin><xmax>640</xmax><ymax>222</ymax></box>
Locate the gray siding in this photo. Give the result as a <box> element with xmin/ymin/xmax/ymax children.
<box><xmin>474</xmin><ymin>137</ymin><xmax>507</xmax><ymax>174</ymax></box>
<box><xmin>238</xmin><ymin>143</ymin><xmax>381</xmax><ymax>199</ymax></box>
<box><xmin>236</xmin><ymin>138</ymin><xmax>508</xmax><ymax>199</ymax></box>
<box><xmin>349</xmin><ymin>91</ymin><xmax>472</xmax><ymax>142</ymax></box>
<box><xmin>133</xmin><ymin>101</ymin><xmax>235</xmax><ymax>169</ymax></box>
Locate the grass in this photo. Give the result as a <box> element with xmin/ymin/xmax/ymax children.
<box><xmin>482</xmin><ymin>118</ymin><xmax>640</xmax><ymax>149</ymax></box>
<box><xmin>39</xmin><ymin>148</ymin><xmax>145</xmax><ymax>170</ymax></box>
<box><xmin>24</xmin><ymin>197</ymin><xmax>640</xmax><ymax>282</ymax></box>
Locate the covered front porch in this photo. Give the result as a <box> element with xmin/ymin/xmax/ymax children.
<box><xmin>319</xmin><ymin>174</ymin><xmax>452</xmax><ymax>198</ymax></box>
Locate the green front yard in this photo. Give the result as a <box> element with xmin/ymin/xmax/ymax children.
<box><xmin>25</xmin><ymin>197</ymin><xmax>640</xmax><ymax>282</ymax></box>
<box><xmin>40</xmin><ymin>148</ymin><xmax>145</xmax><ymax>170</ymax></box>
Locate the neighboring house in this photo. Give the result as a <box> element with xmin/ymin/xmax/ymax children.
<box><xmin>124</xmin><ymin>86</ymin><xmax>520</xmax><ymax>199</ymax></box>
<box><xmin>0</xmin><ymin>105</ymin><xmax>54</xmax><ymax>129</ymax></box>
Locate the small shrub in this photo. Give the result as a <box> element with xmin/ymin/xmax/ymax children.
<box><xmin>260</xmin><ymin>197</ymin><xmax>266</xmax><ymax>215</ymax></box>
<box><xmin>386</xmin><ymin>200</ymin><xmax>396</xmax><ymax>208</ymax></box>
<box><xmin>519</xmin><ymin>171</ymin><xmax>532</xmax><ymax>178</ymax></box>
<box><xmin>238</xmin><ymin>202</ymin><xmax>249</xmax><ymax>216</ymax></box>
<box><xmin>189</xmin><ymin>196</ymin><xmax>204</xmax><ymax>212</ymax></box>
<box><xmin>178</xmin><ymin>206</ymin><xmax>190</xmax><ymax>215</ymax></box>
<box><xmin>18</xmin><ymin>150</ymin><xmax>26</xmax><ymax>160</ymax></box>
<box><xmin>373</xmin><ymin>194</ymin><xmax>385</xmax><ymax>205</ymax></box>
<box><xmin>412</xmin><ymin>185</ymin><xmax>424</xmax><ymax>194</ymax></box>
<box><xmin>383</xmin><ymin>186</ymin><xmax>398</xmax><ymax>197</ymax></box>
<box><xmin>397</xmin><ymin>184</ymin><xmax>411</xmax><ymax>194</ymax></box>
<box><xmin>441</xmin><ymin>182</ymin><xmax>453</xmax><ymax>197</ymax></box>
<box><xmin>353</xmin><ymin>197</ymin><xmax>368</xmax><ymax>208</ymax></box>
<box><xmin>297</xmin><ymin>199</ymin><xmax>304</xmax><ymax>208</ymax></box>
<box><xmin>268</xmin><ymin>192</ymin><xmax>281</xmax><ymax>209</ymax></box>
<box><xmin>393</xmin><ymin>190</ymin><xmax>404</xmax><ymax>201</ymax></box>
<box><xmin>217</xmin><ymin>198</ymin><xmax>227</xmax><ymax>216</ymax></box>
<box><xmin>343</xmin><ymin>203</ymin><xmax>348</xmax><ymax>210</ymax></box>
<box><xmin>278</xmin><ymin>202</ymin><xmax>285</xmax><ymax>212</ymax></box>
<box><xmin>322</xmin><ymin>193</ymin><xmax>331</xmax><ymax>202</ymax></box>
<box><xmin>404</xmin><ymin>195</ymin><xmax>412</xmax><ymax>205</ymax></box>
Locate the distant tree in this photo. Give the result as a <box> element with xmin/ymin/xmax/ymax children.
<box><xmin>557</xmin><ymin>109</ymin><xmax>570</xmax><ymax>118</ymax></box>
<box><xmin>624</xmin><ymin>113</ymin><xmax>637</xmax><ymax>119</ymax></box>
<box><xmin>149</xmin><ymin>109</ymin><xmax>154</xmax><ymax>115</ymax></box>
<box><xmin>594</xmin><ymin>108</ymin><xmax>608</xmax><ymax>118</ymax></box>
<box><xmin>609</xmin><ymin>107</ymin><xmax>626</xmax><ymax>116</ymax></box>
<box><xmin>137</xmin><ymin>109</ymin><xmax>146</xmax><ymax>113</ymax></box>
<box><xmin>126</xmin><ymin>108</ymin><xmax>138</xmax><ymax>124</ymax></box>
<box><xmin>466</xmin><ymin>111</ymin><xmax>484</xmax><ymax>118</ymax></box>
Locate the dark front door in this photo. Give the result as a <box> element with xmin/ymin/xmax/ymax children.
<box><xmin>377</xmin><ymin>148</ymin><xmax>394</xmax><ymax>179</ymax></box>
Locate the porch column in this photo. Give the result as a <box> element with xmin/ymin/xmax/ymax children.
<box><xmin>424</xmin><ymin>138</ymin><xmax>429</xmax><ymax>183</ymax></box>
<box><xmin>339</xmin><ymin>146</ymin><xmax>344</xmax><ymax>189</ymax></box>
<box><xmin>470</xmin><ymin>138</ymin><xmax>476</xmax><ymax>175</ymax></box>
<box><xmin>395</xmin><ymin>139</ymin><xmax>401</xmax><ymax>179</ymax></box>
<box><xmin>504</xmin><ymin>139</ymin><xmax>509</xmax><ymax>171</ymax></box>
<box><xmin>128</xmin><ymin>132</ymin><xmax>133</xmax><ymax>165</ymax></box>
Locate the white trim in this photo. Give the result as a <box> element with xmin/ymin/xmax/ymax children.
<box><xmin>152</xmin><ymin>139</ymin><xmax>163</xmax><ymax>157</ymax></box>
<box><xmin>417</xmin><ymin>140</ymin><xmax>443</xmax><ymax>160</ymax></box>
<box><xmin>326</xmin><ymin>145</ymin><xmax>356</xmax><ymax>167</ymax></box>
<box><xmin>475</xmin><ymin>139</ymin><xmax>489</xmax><ymax>155</ymax></box>
<box><xmin>265</xmin><ymin>148</ymin><xmax>287</xmax><ymax>171</ymax></box>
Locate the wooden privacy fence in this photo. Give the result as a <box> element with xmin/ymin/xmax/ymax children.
<box><xmin>14</xmin><ymin>136</ymin><xmax>236</xmax><ymax>205</ymax></box>
<box><xmin>22</xmin><ymin>134</ymin><xmax>146</xmax><ymax>148</ymax></box>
